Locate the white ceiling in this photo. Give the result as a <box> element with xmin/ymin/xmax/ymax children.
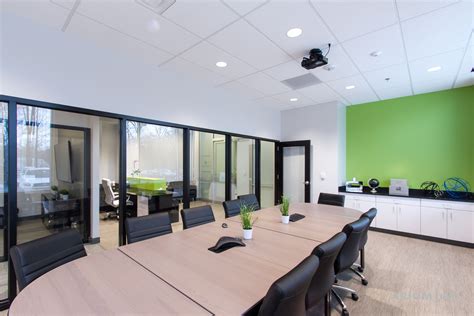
<box><xmin>2</xmin><ymin>0</ymin><xmax>473</xmax><ymax>110</ymax></box>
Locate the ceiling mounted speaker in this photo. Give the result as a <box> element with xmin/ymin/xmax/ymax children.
<box><xmin>136</xmin><ymin>0</ymin><xmax>176</xmax><ymax>14</ymax></box>
<box><xmin>281</xmin><ymin>73</ymin><xmax>322</xmax><ymax>90</ymax></box>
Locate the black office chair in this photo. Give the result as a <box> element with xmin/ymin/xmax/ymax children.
<box><xmin>332</xmin><ymin>217</ymin><xmax>371</xmax><ymax>316</ymax></box>
<box><xmin>247</xmin><ymin>255</ymin><xmax>319</xmax><ymax>316</ymax></box>
<box><xmin>317</xmin><ymin>193</ymin><xmax>345</xmax><ymax>207</ymax></box>
<box><xmin>10</xmin><ymin>229</ymin><xmax>87</xmax><ymax>291</ymax></box>
<box><xmin>223</xmin><ymin>199</ymin><xmax>241</xmax><ymax>218</ymax></box>
<box><xmin>125</xmin><ymin>212</ymin><xmax>172</xmax><ymax>244</ymax></box>
<box><xmin>181</xmin><ymin>205</ymin><xmax>215</xmax><ymax>229</ymax></box>
<box><xmin>356</xmin><ymin>208</ymin><xmax>377</xmax><ymax>272</ymax></box>
<box><xmin>238</xmin><ymin>194</ymin><xmax>260</xmax><ymax>210</ymax></box>
<box><xmin>306</xmin><ymin>232</ymin><xmax>347</xmax><ymax>316</ymax></box>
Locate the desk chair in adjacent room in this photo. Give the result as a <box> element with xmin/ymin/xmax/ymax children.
<box><xmin>125</xmin><ymin>213</ymin><xmax>172</xmax><ymax>244</ymax></box>
<box><xmin>181</xmin><ymin>205</ymin><xmax>215</xmax><ymax>229</ymax></box>
<box><xmin>223</xmin><ymin>199</ymin><xmax>242</xmax><ymax>218</ymax></box>
<box><xmin>102</xmin><ymin>178</ymin><xmax>133</xmax><ymax>219</ymax></box>
<box><xmin>238</xmin><ymin>194</ymin><xmax>260</xmax><ymax>210</ymax></box>
<box><xmin>317</xmin><ymin>193</ymin><xmax>345</xmax><ymax>207</ymax></box>
<box><xmin>246</xmin><ymin>255</ymin><xmax>320</xmax><ymax>316</ymax></box>
<box><xmin>306</xmin><ymin>232</ymin><xmax>347</xmax><ymax>316</ymax></box>
<box><xmin>332</xmin><ymin>217</ymin><xmax>371</xmax><ymax>316</ymax></box>
<box><xmin>10</xmin><ymin>229</ymin><xmax>87</xmax><ymax>291</ymax></box>
<box><xmin>356</xmin><ymin>208</ymin><xmax>377</xmax><ymax>273</ymax></box>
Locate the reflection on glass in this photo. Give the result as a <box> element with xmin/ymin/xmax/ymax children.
<box><xmin>126</xmin><ymin>122</ymin><xmax>183</xmax><ymax>223</ymax></box>
<box><xmin>0</xmin><ymin>102</ymin><xmax>7</xmax><ymax>300</ymax></box>
<box><xmin>189</xmin><ymin>131</ymin><xmax>225</xmax><ymax>220</ymax></box>
<box><xmin>261</xmin><ymin>141</ymin><xmax>275</xmax><ymax>208</ymax></box>
<box><xmin>231</xmin><ymin>137</ymin><xmax>255</xmax><ymax>199</ymax></box>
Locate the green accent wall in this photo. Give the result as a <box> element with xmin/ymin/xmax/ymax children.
<box><xmin>346</xmin><ymin>86</ymin><xmax>474</xmax><ymax>189</ymax></box>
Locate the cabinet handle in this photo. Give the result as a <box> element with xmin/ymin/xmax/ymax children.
<box><xmin>450</xmin><ymin>212</ymin><xmax>453</xmax><ymax>221</ymax></box>
<box><xmin>442</xmin><ymin>212</ymin><xmax>445</xmax><ymax>220</ymax></box>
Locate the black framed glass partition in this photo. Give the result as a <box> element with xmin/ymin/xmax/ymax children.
<box><xmin>0</xmin><ymin>103</ymin><xmax>8</xmax><ymax>301</ymax></box>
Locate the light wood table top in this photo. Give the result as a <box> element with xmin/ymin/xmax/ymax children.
<box><xmin>119</xmin><ymin>220</ymin><xmax>317</xmax><ymax>315</ymax></box>
<box><xmin>9</xmin><ymin>249</ymin><xmax>211</xmax><ymax>316</ymax></box>
<box><xmin>228</xmin><ymin>202</ymin><xmax>363</xmax><ymax>242</ymax></box>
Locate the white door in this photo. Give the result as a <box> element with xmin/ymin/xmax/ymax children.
<box><xmin>375</xmin><ymin>202</ymin><xmax>398</xmax><ymax>230</ymax></box>
<box><xmin>447</xmin><ymin>209</ymin><xmax>473</xmax><ymax>243</ymax></box>
<box><xmin>236</xmin><ymin>139</ymin><xmax>251</xmax><ymax>197</ymax></box>
<box><xmin>397</xmin><ymin>204</ymin><xmax>420</xmax><ymax>234</ymax></box>
<box><xmin>420</xmin><ymin>207</ymin><xmax>447</xmax><ymax>239</ymax></box>
<box><xmin>283</xmin><ymin>146</ymin><xmax>305</xmax><ymax>203</ymax></box>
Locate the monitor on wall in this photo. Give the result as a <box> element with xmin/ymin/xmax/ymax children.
<box><xmin>54</xmin><ymin>140</ymin><xmax>73</xmax><ymax>183</ymax></box>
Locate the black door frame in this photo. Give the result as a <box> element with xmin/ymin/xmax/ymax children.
<box><xmin>276</xmin><ymin>140</ymin><xmax>311</xmax><ymax>203</ymax></box>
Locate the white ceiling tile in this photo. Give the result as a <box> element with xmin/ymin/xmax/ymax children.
<box><xmin>159</xmin><ymin>57</ymin><xmax>227</xmax><ymax>86</ymax></box>
<box><xmin>219</xmin><ymin>81</ymin><xmax>265</xmax><ymax>100</ymax></box>
<box><xmin>454</xmin><ymin>73</ymin><xmax>474</xmax><ymax>88</ymax></box>
<box><xmin>326</xmin><ymin>74</ymin><xmax>379</xmax><ymax>105</ymax></box>
<box><xmin>246</xmin><ymin>1</ymin><xmax>336</xmax><ymax>59</ymax></box>
<box><xmin>310</xmin><ymin>0</ymin><xmax>398</xmax><ymax>42</ymax></box>
<box><xmin>207</xmin><ymin>19</ymin><xmax>291</xmax><ymax>70</ymax></box>
<box><xmin>238</xmin><ymin>72</ymin><xmax>290</xmax><ymax>95</ymax></box>
<box><xmin>73</xmin><ymin>0</ymin><xmax>200</xmax><ymax>55</ymax></box>
<box><xmin>298</xmin><ymin>84</ymin><xmax>341</xmax><ymax>104</ymax></box>
<box><xmin>309</xmin><ymin>45</ymin><xmax>359</xmax><ymax>82</ymax></box>
<box><xmin>162</xmin><ymin>1</ymin><xmax>239</xmax><ymax>38</ymax></box>
<box><xmin>396</xmin><ymin>0</ymin><xmax>459</xmax><ymax>21</ymax></box>
<box><xmin>376</xmin><ymin>85</ymin><xmax>413</xmax><ymax>100</ymax></box>
<box><xmin>3</xmin><ymin>0</ymin><xmax>69</xmax><ymax>29</ymax></box>
<box><xmin>409</xmin><ymin>49</ymin><xmax>464</xmax><ymax>85</ymax></box>
<box><xmin>412</xmin><ymin>79</ymin><xmax>453</xmax><ymax>94</ymax></box>
<box><xmin>364</xmin><ymin>63</ymin><xmax>411</xmax><ymax>90</ymax></box>
<box><xmin>264</xmin><ymin>60</ymin><xmax>309</xmax><ymax>81</ymax></box>
<box><xmin>271</xmin><ymin>91</ymin><xmax>315</xmax><ymax>108</ymax></box>
<box><xmin>401</xmin><ymin>2</ymin><xmax>472</xmax><ymax>60</ymax></box>
<box><xmin>253</xmin><ymin>96</ymin><xmax>286</xmax><ymax>109</ymax></box>
<box><xmin>454</xmin><ymin>45</ymin><xmax>473</xmax><ymax>87</ymax></box>
<box><xmin>180</xmin><ymin>41</ymin><xmax>257</xmax><ymax>82</ymax></box>
<box><xmin>342</xmin><ymin>25</ymin><xmax>406</xmax><ymax>72</ymax></box>
<box><xmin>222</xmin><ymin>0</ymin><xmax>268</xmax><ymax>16</ymax></box>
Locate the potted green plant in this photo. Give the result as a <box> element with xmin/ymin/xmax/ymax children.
<box><xmin>59</xmin><ymin>189</ymin><xmax>69</xmax><ymax>200</ymax></box>
<box><xmin>51</xmin><ymin>185</ymin><xmax>58</xmax><ymax>198</ymax></box>
<box><xmin>240</xmin><ymin>204</ymin><xmax>255</xmax><ymax>240</ymax></box>
<box><xmin>280</xmin><ymin>195</ymin><xmax>290</xmax><ymax>224</ymax></box>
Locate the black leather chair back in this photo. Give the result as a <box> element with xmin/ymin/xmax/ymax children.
<box><xmin>125</xmin><ymin>212</ymin><xmax>172</xmax><ymax>244</ymax></box>
<box><xmin>317</xmin><ymin>193</ymin><xmax>345</xmax><ymax>207</ymax></box>
<box><xmin>334</xmin><ymin>217</ymin><xmax>370</xmax><ymax>274</ymax></box>
<box><xmin>258</xmin><ymin>255</ymin><xmax>319</xmax><ymax>316</ymax></box>
<box><xmin>10</xmin><ymin>229</ymin><xmax>86</xmax><ymax>291</ymax></box>
<box><xmin>238</xmin><ymin>194</ymin><xmax>260</xmax><ymax>210</ymax></box>
<box><xmin>223</xmin><ymin>199</ymin><xmax>241</xmax><ymax>218</ymax></box>
<box><xmin>181</xmin><ymin>205</ymin><xmax>215</xmax><ymax>229</ymax></box>
<box><xmin>359</xmin><ymin>208</ymin><xmax>377</xmax><ymax>249</ymax></box>
<box><xmin>306</xmin><ymin>232</ymin><xmax>347</xmax><ymax>310</ymax></box>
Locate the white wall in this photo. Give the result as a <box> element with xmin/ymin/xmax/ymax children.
<box><xmin>0</xmin><ymin>10</ymin><xmax>280</xmax><ymax>140</ymax></box>
<box><xmin>281</xmin><ymin>101</ymin><xmax>346</xmax><ymax>202</ymax></box>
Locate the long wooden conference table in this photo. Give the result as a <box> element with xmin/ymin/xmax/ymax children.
<box><xmin>9</xmin><ymin>203</ymin><xmax>362</xmax><ymax>315</ymax></box>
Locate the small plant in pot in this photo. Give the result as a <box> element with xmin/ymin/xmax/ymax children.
<box><xmin>280</xmin><ymin>195</ymin><xmax>290</xmax><ymax>224</ymax></box>
<box><xmin>51</xmin><ymin>185</ymin><xmax>59</xmax><ymax>198</ymax></box>
<box><xmin>240</xmin><ymin>204</ymin><xmax>255</xmax><ymax>240</ymax></box>
<box><xmin>59</xmin><ymin>189</ymin><xmax>69</xmax><ymax>200</ymax></box>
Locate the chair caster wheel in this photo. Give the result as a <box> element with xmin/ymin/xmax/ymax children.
<box><xmin>351</xmin><ymin>293</ymin><xmax>359</xmax><ymax>301</ymax></box>
<box><xmin>342</xmin><ymin>308</ymin><xmax>349</xmax><ymax>316</ymax></box>
<box><xmin>334</xmin><ymin>278</ymin><xmax>338</xmax><ymax>284</ymax></box>
<box><xmin>362</xmin><ymin>279</ymin><xmax>368</xmax><ymax>286</ymax></box>
<box><xmin>357</xmin><ymin>266</ymin><xmax>364</xmax><ymax>272</ymax></box>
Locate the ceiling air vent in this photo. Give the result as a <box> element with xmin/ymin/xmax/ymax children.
<box><xmin>135</xmin><ymin>0</ymin><xmax>176</xmax><ymax>14</ymax></box>
<box><xmin>281</xmin><ymin>73</ymin><xmax>322</xmax><ymax>90</ymax></box>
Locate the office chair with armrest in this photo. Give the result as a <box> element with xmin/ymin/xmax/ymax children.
<box><xmin>356</xmin><ymin>208</ymin><xmax>377</xmax><ymax>272</ymax></box>
<box><xmin>306</xmin><ymin>232</ymin><xmax>347</xmax><ymax>316</ymax></box>
<box><xmin>181</xmin><ymin>205</ymin><xmax>215</xmax><ymax>229</ymax></box>
<box><xmin>223</xmin><ymin>199</ymin><xmax>242</xmax><ymax>218</ymax></box>
<box><xmin>332</xmin><ymin>216</ymin><xmax>371</xmax><ymax>316</ymax></box>
<box><xmin>317</xmin><ymin>193</ymin><xmax>345</xmax><ymax>207</ymax></box>
<box><xmin>102</xmin><ymin>178</ymin><xmax>133</xmax><ymax>219</ymax></box>
<box><xmin>238</xmin><ymin>194</ymin><xmax>260</xmax><ymax>211</ymax></box>
<box><xmin>10</xmin><ymin>229</ymin><xmax>87</xmax><ymax>291</ymax></box>
<box><xmin>125</xmin><ymin>212</ymin><xmax>172</xmax><ymax>244</ymax></box>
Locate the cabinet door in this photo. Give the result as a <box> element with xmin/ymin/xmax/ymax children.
<box><xmin>420</xmin><ymin>207</ymin><xmax>446</xmax><ymax>239</ymax></box>
<box><xmin>358</xmin><ymin>200</ymin><xmax>377</xmax><ymax>227</ymax></box>
<box><xmin>447</xmin><ymin>210</ymin><xmax>473</xmax><ymax>243</ymax></box>
<box><xmin>375</xmin><ymin>202</ymin><xmax>397</xmax><ymax>230</ymax></box>
<box><xmin>344</xmin><ymin>196</ymin><xmax>356</xmax><ymax>209</ymax></box>
<box><xmin>397</xmin><ymin>204</ymin><xmax>420</xmax><ymax>234</ymax></box>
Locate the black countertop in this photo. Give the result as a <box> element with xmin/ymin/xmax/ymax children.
<box><xmin>338</xmin><ymin>186</ymin><xmax>474</xmax><ymax>203</ymax></box>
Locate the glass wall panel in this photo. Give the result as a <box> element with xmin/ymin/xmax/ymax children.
<box><xmin>260</xmin><ymin>141</ymin><xmax>275</xmax><ymax>208</ymax></box>
<box><xmin>126</xmin><ymin>121</ymin><xmax>183</xmax><ymax>226</ymax></box>
<box><xmin>189</xmin><ymin>131</ymin><xmax>225</xmax><ymax>222</ymax></box>
<box><xmin>0</xmin><ymin>103</ymin><xmax>7</xmax><ymax>300</ymax></box>
<box><xmin>231</xmin><ymin>137</ymin><xmax>255</xmax><ymax>199</ymax></box>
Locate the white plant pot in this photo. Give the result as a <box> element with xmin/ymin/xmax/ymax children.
<box><xmin>281</xmin><ymin>215</ymin><xmax>290</xmax><ymax>224</ymax></box>
<box><xmin>243</xmin><ymin>228</ymin><xmax>253</xmax><ymax>240</ymax></box>
<box><xmin>60</xmin><ymin>194</ymin><xmax>69</xmax><ymax>200</ymax></box>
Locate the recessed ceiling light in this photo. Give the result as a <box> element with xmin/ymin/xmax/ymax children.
<box><xmin>427</xmin><ymin>66</ymin><xmax>442</xmax><ymax>72</ymax></box>
<box><xmin>370</xmin><ymin>51</ymin><xmax>382</xmax><ymax>57</ymax></box>
<box><xmin>147</xmin><ymin>19</ymin><xmax>160</xmax><ymax>32</ymax></box>
<box><xmin>345</xmin><ymin>85</ymin><xmax>356</xmax><ymax>90</ymax></box>
<box><xmin>290</xmin><ymin>98</ymin><xmax>298</xmax><ymax>102</ymax></box>
<box><xmin>216</xmin><ymin>61</ymin><xmax>227</xmax><ymax>68</ymax></box>
<box><xmin>286</xmin><ymin>28</ymin><xmax>303</xmax><ymax>38</ymax></box>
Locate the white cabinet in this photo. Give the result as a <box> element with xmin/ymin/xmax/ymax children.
<box><xmin>420</xmin><ymin>207</ymin><xmax>447</xmax><ymax>239</ymax></box>
<box><xmin>374</xmin><ymin>202</ymin><xmax>397</xmax><ymax>230</ymax></box>
<box><xmin>343</xmin><ymin>194</ymin><xmax>377</xmax><ymax>226</ymax></box>
<box><xmin>447</xmin><ymin>209</ymin><xmax>473</xmax><ymax>243</ymax></box>
<box><xmin>397</xmin><ymin>203</ymin><xmax>421</xmax><ymax>234</ymax></box>
<box><xmin>376</xmin><ymin>197</ymin><xmax>420</xmax><ymax>234</ymax></box>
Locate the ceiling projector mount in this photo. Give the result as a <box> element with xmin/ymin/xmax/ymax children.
<box><xmin>301</xmin><ymin>44</ymin><xmax>331</xmax><ymax>70</ymax></box>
